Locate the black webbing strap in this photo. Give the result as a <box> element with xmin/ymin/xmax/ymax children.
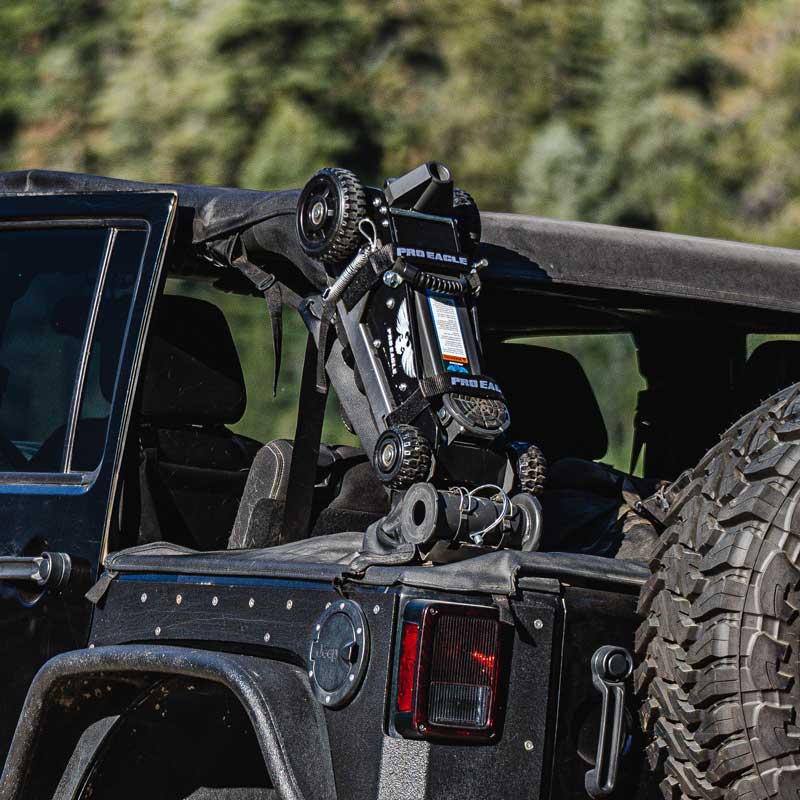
<box><xmin>386</xmin><ymin>373</ymin><xmax>506</xmax><ymax>427</ymax></box>
<box><xmin>233</xmin><ymin>257</ymin><xmax>283</xmax><ymax>396</ymax></box>
<box><xmin>281</xmin><ymin>333</ymin><xmax>329</xmax><ymax>543</ymax></box>
<box><xmin>315</xmin><ymin>301</ymin><xmax>335</xmax><ymax>393</ymax></box>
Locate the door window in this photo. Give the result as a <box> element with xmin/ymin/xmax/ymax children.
<box><xmin>0</xmin><ymin>227</ymin><xmax>135</xmax><ymax>474</ymax></box>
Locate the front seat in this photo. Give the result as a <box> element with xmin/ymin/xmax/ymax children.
<box><xmin>136</xmin><ymin>294</ymin><xmax>262</xmax><ymax>550</ymax></box>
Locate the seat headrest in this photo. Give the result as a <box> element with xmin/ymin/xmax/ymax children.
<box><xmin>140</xmin><ymin>295</ymin><xmax>246</xmax><ymax>425</ymax></box>
<box><xmin>740</xmin><ymin>340</ymin><xmax>800</xmax><ymax>411</ymax></box>
<box><xmin>485</xmin><ymin>343</ymin><xmax>608</xmax><ymax>462</ymax></box>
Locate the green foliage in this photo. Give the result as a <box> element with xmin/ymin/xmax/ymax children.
<box><xmin>2</xmin><ymin>0</ymin><xmax>799</xmax><ymax>468</ymax></box>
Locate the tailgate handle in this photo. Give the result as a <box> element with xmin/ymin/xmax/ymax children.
<box><xmin>585</xmin><ymin>645</ymin><xmax>633</xmax><ymax>799</ymax></box>
<box><xmin>0</xmin><ymin>552</ymin><xmax>72</xmax><ymax>590</ymax></box>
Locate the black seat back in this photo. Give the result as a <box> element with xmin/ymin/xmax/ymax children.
<box><xmin>138</xmin><ymin>294</ymin><xmax>261</xmax><ymax>550</ymax></box>
<box><xmin>485</xmin><ymin>342</ymin><xmax>608</xmax><ymax>462</ymax></box>
<box><xmin>738</xmin><ymin>340</ymin><xmax>800</xmax><ymax>414</ymax></box>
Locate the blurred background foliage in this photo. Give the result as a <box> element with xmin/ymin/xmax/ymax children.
<box><xmin>3</xmin><ymin>0</ymin><xmax>799</xmax><ymax>469</ymax></box>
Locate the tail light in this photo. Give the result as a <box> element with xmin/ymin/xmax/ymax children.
<box><xmin>391</xmin><ymin>600</ymin><xmax>507</xmax><ymax>741</ymax></box>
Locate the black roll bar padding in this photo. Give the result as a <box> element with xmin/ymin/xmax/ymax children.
<box><xmin>0</xmin><ymin>645</ymin><xmax>336</xmax><ymax>800</ymax></box>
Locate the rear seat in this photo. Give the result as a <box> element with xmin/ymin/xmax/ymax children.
<box><xmin>227</xmin><ymin>440</ymin><xmax>389</xmax><ymax>549</ymax></box>
<box><xmin>486</xmin><ymin>342</ymin><xmax>661</xmax><ymax>557</ymax></box>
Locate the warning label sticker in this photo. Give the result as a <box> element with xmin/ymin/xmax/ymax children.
<box><xmin>427</xmin><ymin>293</ymin><xmax>468</xmax><ymax>365</ymax></box>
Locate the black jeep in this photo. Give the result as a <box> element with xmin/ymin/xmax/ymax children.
<box><xmin>0</xmin><ymin>163</ymin><xmax>798</xmax><ymax>800</ymax></box>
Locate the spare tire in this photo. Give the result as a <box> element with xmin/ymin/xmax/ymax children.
<box><xmin>637</xmin><ymin>383</ymin><xmax>800</xmax><ymax>800</ymax></box>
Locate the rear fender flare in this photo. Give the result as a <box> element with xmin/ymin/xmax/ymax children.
<box><xmin>0</xmin><ymin>644</ymin><xmax>335</xmax><ymax>800</ymax></box>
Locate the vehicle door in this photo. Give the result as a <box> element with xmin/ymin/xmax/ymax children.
<box><xmin>0</xmin><ymin>192</ymin><xmax>176</xmax><ymax>764</ymax></box>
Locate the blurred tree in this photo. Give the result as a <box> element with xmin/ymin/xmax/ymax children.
<box><xmin>1</xmin><ymin>0</ymin><xmax>800</xmax><ymax>466</ymax></box>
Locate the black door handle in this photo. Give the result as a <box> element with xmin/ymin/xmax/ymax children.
<box><xmin>0</xmin><ymin>552</ymin><xmax>72</xmax><ymax>590</ymax></box>
<box><xmin>585</xmin><ymin>645</ymin><xmax>633</xmax><ymax>799</ymax></box>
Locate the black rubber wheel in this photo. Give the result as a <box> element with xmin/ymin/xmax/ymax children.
<box><xmin>637</xmin><ymin>383</ymin><xmax>800</xmax><ymax>800</ymax></box>
<box><xmin>516</xmin><ymin>443</ymin><xmax>547</xmax><ymax>496</ymax></box>
<box><xmin>373</xmin><ymin>424</ymin><xmax>432</xmax><ymax>489</ymax></box>
<box><xmin>296</xmin><ymin>167</ymin><xmax>367</xmax><ymax>269</ymax></box>
<box><xmin>453</xmin><ymin>187</ymin><xmax>481</xmax><ymax>250</ymax></box>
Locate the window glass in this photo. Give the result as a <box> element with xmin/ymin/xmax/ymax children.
<box><xmin>70</xmin><ymin>230</ymin><xmax>144</xmax><ymax>471</ymax></box>
<box><xmin>0</xmin><ymin>228</ymin><xmax>109</xmax><ymax>472</ymax></box>
<box><xmin>513</xmin><ymin>333</ymin><xmax>644</xmax><ymax>473</ymax></box>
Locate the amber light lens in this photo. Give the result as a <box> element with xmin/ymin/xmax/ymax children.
<box><xmin>397</xmin><ymin>622</ymin><xmax>420</xmax><ymax>713</ymax></box>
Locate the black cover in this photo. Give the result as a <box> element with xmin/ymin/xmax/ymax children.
<box><xmin>480</xmin><ymin>212</ymin><xmax>800</xmax><ymax>314</ymax></box>
<box><xmin>0</xmin><ymin>169</ymin><xmax>326</xmax><ymax>293</ymax></box>
<box><xmin>102</xmin><ymin>538</ymin><xmax>649</xmax><ymax>595</ymax></box>
<box><xmin>3</xmin><ymin>170</ymin><xmax>800</xmax><ymax>314</ymax></box>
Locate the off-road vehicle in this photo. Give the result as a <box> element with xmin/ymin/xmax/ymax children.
<box><xmin>0</xmin><ymin>163</ymin><xmax>798</xmax><ymax>800</ymax></box>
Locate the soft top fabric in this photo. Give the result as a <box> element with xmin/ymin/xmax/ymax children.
<box><xmin>141</xmin><ymin>294</ymin><xmax>246</xmax><ymax>425</ymax></box>
<box><xmin>1</xmin><ymin>170</ymin><xmax>800</xmax><ymax>314</ymax></box>
<box><xmin>487</xmin><ymin>342</ymin><xmax>608</xmax><ymax>462</ymax></box>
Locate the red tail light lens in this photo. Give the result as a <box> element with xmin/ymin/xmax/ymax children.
<box><xmin>397</xmin><ymin>622</ymin><xmax>419</xmax><ymax>713</ymax></box>
<box><xmin>392</xmin><ymin>601</ymin><xmax>505</xmax><ymax>741</ymax></box>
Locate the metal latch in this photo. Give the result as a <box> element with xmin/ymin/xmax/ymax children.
<box><xmin>585</xmin><ymin>645</ymin><xmax>633</xmax><ymax>799</ymax></box>
<box><xmin>0</xmin><ymin>552</ymin><xmax>72</xmax><ymax>590</ymax></box>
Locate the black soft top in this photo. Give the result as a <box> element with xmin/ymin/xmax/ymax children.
<box><xmin>1</xmin><ymin>169</ymin><xmax>799</xmax><ymax>316</ymax></box>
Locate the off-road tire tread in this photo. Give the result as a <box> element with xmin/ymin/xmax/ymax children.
<box><xmin>637</xmin><ymin>382</ymin><xmax>800</xmax><ymax>800</ymax></box>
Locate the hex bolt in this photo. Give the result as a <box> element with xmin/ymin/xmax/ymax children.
<box><xmin>381</xmin><ymin>219</ymin><xmax>390</xmax><ymax>228</ymax></box>
<box><xmin>533</xmin><ymin>619</ymin><xmax>544</xmax><ymax>630</ymax></box>
<box><xmin>325</xmin><ymin>602</ymin><xmax>332</xmax><ymax>609</ymax></box>
<box><xmin>212</xmin><ymin>596</ymin><xmax>219</xmax><ymax>607</ymax></box>
<box><xmin>286</xmin><ymin>599</ymin><xmax>293</xmax><ymax>610</ymax></box>
<box><xmin>373</xmin><ymin>605</ymin><xmax>380</xmax><ymax>615</ymax></box>
<box><xmin>325</xmin><ymin>695</ymin><xmax>331</xmax><ymax>704</ymax></box>
<box><xmin>263</xmin><ymin>632</ymin><xmax>271</xmax><ymax>643</ymax></box>
<box><xmin>524</xmin><ymin>740</ymin><xmax>534</xmax><ymax>751</ymax></box>
<box><xmin>372</xmin><ymin>338</ymin><xmax>382</xmax><ymax>350</ymax></box>
<box><xmin>349</xmin><ymin>674</ymin><xmax>355</xmax><ymax>682</ymax></box>
<box><xmin>386</xmin><ymin>298</ymin><xmax>395</xmax><ymax>310</ymax></box>
<box><xmin>398</xmin><ymin>382</ymin><xmax>407</xmax><ymax>392</ymax></box>
<box><xmin>383</xmin><ymin>271</ymin><xmax>403</xmax><ymax>288</ymax></box>
<box><xmin>372</xmin><ymin>197</ymin><xmax>381</xmax><ymax>207</ymax></box>
<box><xmin>140</xmin><ymin>593</ymin><xmax>147</xmax><ymax>603</ymax></box>
<box><xmin>176</xmin><ymin>594</ymin><xmax>182</xmax><ymax>605</ymax></box>
<box><xmin>248</xmin><ymin>598</ymin><xmax>255</xmax><ymax>608</ymax></box>
<box><xmin>155</xmin><ymin>627</ymin><xmax>161</xmax><ymax>636</ymax></box>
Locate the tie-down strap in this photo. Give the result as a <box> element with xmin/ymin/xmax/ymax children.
<box><xmin>386</xmin><ymin>373</ymin><xmax>505</xmax><ymax>427</ymax></box>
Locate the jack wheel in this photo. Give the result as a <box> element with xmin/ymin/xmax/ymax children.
<box><xmin>373</xmin><ymin>425</ymin><xmax>432</xmax><ymax>489</ymax></box>
<box><xmin>296</xmin><ymin>167</ymin><xmax>366</xmax><ymax>270</ymax></box>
